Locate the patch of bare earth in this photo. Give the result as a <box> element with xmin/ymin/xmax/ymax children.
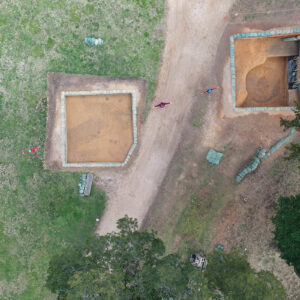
<box><xmin>95</xmin><ymin>0</ymin><xmax>235</xmax><ymax>234</ymax></box>
<box><xmin>65</xmin><ymin>94</ymin><xmax>133</xmax><ymax>163</ymax></box>
<box><xmin>210</xmin><ymin>157</ymin><xmax>300</xmax><ymax>299</ymax></box>
<box><xmin>143</xmin><ymin>3</ymin><xmax>300</xmax><ymax>300</ymax></box>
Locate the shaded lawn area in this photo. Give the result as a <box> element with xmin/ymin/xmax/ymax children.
<box><xmin>0</xmin><ymin>0</ymin><xmax>165</xmax><ymax>298</ymax></box>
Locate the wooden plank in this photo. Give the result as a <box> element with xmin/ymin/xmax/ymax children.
<box><xmin>267</xmin><ymin>40</ymin><xmax>299</xmax><ymax>57</ymax></box>
<box><xmin>84</xmin><ymin>173</ymin><xmax>93</xmax><ymax>196</ymax></box>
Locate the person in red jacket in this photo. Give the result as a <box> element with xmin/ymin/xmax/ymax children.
<box><xmin>23</xmin><ymin>147</ymin><xmax>39</xmax><ymax>154</ymax></box>
<box><xmin>154</xmin><ymin>102</ymin><xmax>171</xmax><ymax>108</ymax></box>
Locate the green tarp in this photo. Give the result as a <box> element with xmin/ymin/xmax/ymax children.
<box><xmin>206</xmin><ymin>149</ymin><xmax>223</xmax><ymax>165</ymax></box>
<box><xmin>236</xmin><ymin>128</ymin><xmax>295</xmax><ymax>183</ymax></box>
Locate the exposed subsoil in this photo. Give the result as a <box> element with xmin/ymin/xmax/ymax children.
<box><xmin>234</xmin><ymin>37</ymin><xmax>289</xmax><ymax>107</ymax></box>
<box><xmin>66</xmin><ymin>94</ymin><xmax>133</xmax><ymax>163</ymax></box>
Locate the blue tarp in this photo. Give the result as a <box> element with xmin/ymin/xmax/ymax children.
<box><xmin>85</xmin><ymin>37</ymin><xmax>104</xmax><ymax>46</ymax></box>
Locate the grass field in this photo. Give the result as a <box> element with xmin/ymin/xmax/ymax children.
<box><xmin>0</xmin><ymin>0</ymin><xmax>165</xmax><ymax>298</ymax></box>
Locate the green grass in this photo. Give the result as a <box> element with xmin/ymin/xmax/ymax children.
<box><xmin>176</xmin><ymin>165</ymin><xmax>233</xmax><ymax>253</ymax></box>
<box><xmin>243</xmin><ymin>13</ymin><xmax>257</xmax><ymax>21</ymax></box>
<box><xmin>192</xmin><ymin>120</ymin><xmax>200</xmax><ymax>127</ymax></box>
<box><xmin>0</xmin><ymin>0</ymin><xmax>165</xmax><ymax>298</ymax></box>
<box><xmin>192</xmin><ymin>109</ymin><xmax>204</xmax><ymax>128</ymax></box>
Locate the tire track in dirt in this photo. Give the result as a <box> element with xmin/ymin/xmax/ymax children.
<box><xmin>96</xmin><ymin>0</ymin><xmax>234</xmax><ymax>234</ymax></box>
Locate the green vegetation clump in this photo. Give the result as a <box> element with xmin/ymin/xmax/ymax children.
<box><xmin>46</xmin><ymin>38</ymin><xmax>56</xmax><ymax>50</ymax></box>
<box><xmin>47</xmin><ymin>217</ymin><xmax>286</xmax><ymax>299</ymax></box>
<box><xmin>0</xmin><ymin>0</ymin><xmax>165</xmax><ymax>298</ymax></box>
<box><xmin>280</xmin><ymin>102</ymin><xmax>300</xmax><ymax>171</ymax></box>
<box><xmin>177</xmin><ymin>172</ymin><xmax>228</xmax><ymax>248</ymax></box>
<box><xmin>0</xmin><ymin>17</ymin><xmax>8</xmax><ymax>26</ymax></box>
<box><xmin>206</xmin><ymin>249</ymin><xmax>286</xmax><ymax>300</ymax></box>
<box><xmin>32</xmin><ymin>45</ymin><xmax>44</xmax><ymax>57</ymax></box>
<box><xmin>272</xmin><ymin>194</ymin><xmax>300</xmax><ymax>275</ymax></box>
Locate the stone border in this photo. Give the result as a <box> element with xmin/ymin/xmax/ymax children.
<box><xmin>230</xmin><ymin>27</ymin><xmax>300</xmax><ymax>112</ymax></box>
<box><xmin>61</xmin><ymin>90</ymin><xmax>138</xmax><ymax>168</ymax></box>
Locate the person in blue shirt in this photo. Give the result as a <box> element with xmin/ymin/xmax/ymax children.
<box><xmin>202</xmin><ymin>88</ymin><xmax>217</xmax><ymax>94</ymax></box>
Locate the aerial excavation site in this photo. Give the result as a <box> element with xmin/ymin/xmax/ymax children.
<box><xmin>1</xmin><ymin>0</ymin><xmax>300</xmax><ymax>299</ymax></box>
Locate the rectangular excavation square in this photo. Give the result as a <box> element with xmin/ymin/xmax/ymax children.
<box><xmin>61</xmin><ymin>90</ymin><xmax>137</xmax><ymax>168</ymax></box>
<box><xmin>230</xmin><ymin>28</ymin><xmax>300</xmax><ymax>111</ymax></box>
<box><xmin>44</xmin><ymin>73</ymin><xmax>147</xmax><ymax>171</ymax></box>
<box><xmin>65</xmin><ymin>93</ymin><xmax>133</xmax><ymax>163</ymax></box>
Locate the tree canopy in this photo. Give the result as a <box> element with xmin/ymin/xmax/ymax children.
<box><xmin>272</xmin><ymin>194</ymin><xmax>300</xmax><ymax>275</ymax></box>
<box><xmin>46</xmin><ymin>216</ymin><xmax>286</xmax><ymax>299</ymax></box>
<box><xmin>280</xmin><ymin>101</ymin><xmax>300</xmax><ymax>171</ymax></box>
<box><xmin>205</xmin><ymin>250</ymin><xmax>286</xmax><ymax>300</ymax></box>
<box><xmin>46</xmin><ymin>216</ymin><xmax>211</xmax><ymax>299</ymax></box>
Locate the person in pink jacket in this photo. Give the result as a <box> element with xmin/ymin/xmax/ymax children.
<box><xmin>154</xmin><ymin>102</ymin><xmax>171</xmax><ymax>108</ymax></box>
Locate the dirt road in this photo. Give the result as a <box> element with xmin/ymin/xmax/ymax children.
<box><xmin>96</xmin><ymin>0</ymin><xmax>234</xmax><ymax>235</ymax></box>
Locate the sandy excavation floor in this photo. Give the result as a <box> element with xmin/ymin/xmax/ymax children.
<box><xmin>66</xmin><ymin>94</ymin><xmax>133</xmax><ymax>163</ymax></box>
<box><xmin>244</xmin><ymin>57</ymin><xmax>288</xmax><ymax>107</ymax></box>
<box><xmin>234</xmin><ymin>37</ymin><xmax>289</xmax><ymax>107</ymax></box>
